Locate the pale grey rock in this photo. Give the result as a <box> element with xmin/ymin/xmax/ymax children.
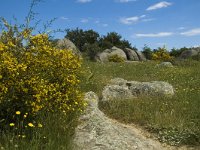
<box><xmin>124</xmin><ymin>48</ymin><xmax>139</xmax><ymax>61</ymax></box>
<box><xmin>56</xmin><ymin>38</ymin><xmax>81</xmax><ymax>56</ymax></box>
<box><xmin>73</xmin><ymin>91</ymin><xmax>168</xmax><ymax>150</ymax></box>
<box><xmin>110</xmin><ymin>46</ymin><xmax>127</xmax><ymax>61</ymax></box>
<box><xmin>156</xmin><ymin>62</ymin><xmax>173</xmax><ymax>68</ymax></box>
<box><xmin>101</xmin><ymin>78</ymin><xmax>174</xmax><ymax>102</ymax></box>
<box><xmin>96</xmin><ymin>46</ymin><xmax>127</xmax><ymax>62</ymax></box>
<box><xmin>96</xmin><ymin>51</ymin><xmax>110</xmax><ymax>62</ymax></box>
<box><xmin>135</xmin><ymin>51</ymin><xmax>147</xmax><ymax>61</ymax></box>
<box><xmin>180</xmin><ymin>47</ymin><xmax>200</xmax><ymax>59</ymax></box>
<box><xmin>101</xmin><ymin>85</ymin><xmax>134</xmax><ymax>101</ymax></box>
<box><xmin>128</xmin><ymin>81</ymin><xmax>174</xmax><ymax>97</ymax></box>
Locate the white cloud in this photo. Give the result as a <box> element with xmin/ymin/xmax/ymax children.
<box><xmin>178</xmin><ymin>27</ymin><xmax>186</xmax><ymax>30</ymax></box>
<box><xmin>135</xmin><ymin>32</ymin><xmax>173</xmax><ymax>38</ymax></box>
<box><xmin>120</xmin><ymin>15</ymin><xmax>146</xmax><ymax>25</ymax></box>
<box><xmin>180</xmin><ymin>28</ymin><xmax>200</xmax><ymax>36</ymax></box>
<box><xmin>77</xmin><ymin>0</ymin><xmax>92</xmax><ymax>3</ymax></box>
<box><xmin>60</xmin><ymin>17</ymin><xmax>70</xmax><ymax>21</ymax></box>
<box><xmin>116</xmin><ymin>0</ymin><xmax>136</xmax><ymax>3</ymax></box>
<box><xmin>146</xmin><ymin>1</ymin><xmax>172</xmax><ymax>11</ymax></box>
<box><xmin>142</xmin><ymin>18</ymin><xmax>155</xmax><ymax>22</ymax></box>
<box><xmin>80</xmin><ymin>18</ymin><xmax>89</xmax><ymax>23</ymax></box>
<box><xmin>102</xmin><ymin>24</ymin><xmax>108</xmax><ymax>27</ymax></box>
<box><xmin>95</xmin><ymin>20</ymin><xmax>100</xmax><ymax>24</ymax></box>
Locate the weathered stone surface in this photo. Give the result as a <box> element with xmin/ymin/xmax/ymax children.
<box><xmin>102</xmin><ymin>85</ymin><xmax>134</xmax><ymax>101</ymax></box>
<box><xmin>96</xmin><ymin>50</ymin><xmax>110</xmax><ymax>62</ymax></box>
<box><xmin>135</xmin><ymin>51</ymin><xmax>147</xmax><ymax>61</ymax></box>
<box><xmin>73</xmin><ymin>91</ymin><xmax>168</xmax><ymax>150</ymax></box>
<box><xmin>110</xmin><ymin>46</ymin><xmax>127</xmax><ymax>60</ymax></box>
<box><xmin>180</xmin><ymin>47</ymin><xmax>200</xmax><ymax>59</ymax></box>
<box><xmin>101</xmin><ymin>78</ymin><xmax>174</xmax><ymax>101</ymax></box>
<box><xmin>124</xmin><ymin>48</ymin><xmax>139</xmax><ymax>61</ymax></box>
<box><xmin>56</xmin><ymin>38</ymin><xmax>81</xmax><ymax>56</ymax></box>
<box><xmin>156</xmin><ymin>62</ymin><xmax>173</xmax><ymax>68</ymax></box>
<box><xmin>96</xmin><ymin>46</ymin><xmax>127</xmax><ymax>62</ymax></box>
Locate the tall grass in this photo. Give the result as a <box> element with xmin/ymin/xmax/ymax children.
<box><xmin>81</xmin><ymin>60</ymin><xmax>200</xmax><ymax>146</ymax></box>
<box><xmin>0</xmin><ymin>111</ymin><xmax>79</xmax><ymax>150</ymax></box>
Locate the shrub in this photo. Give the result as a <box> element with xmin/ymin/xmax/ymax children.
<box><xmin>152</xmin><ymin>47</ymin><xmax>173</xmax><ymax>61</ymax></box>
<box><xmin>0</xmin><ymin>18</ymin><xmax>86</xmax><ymax>134</ymax></box>
<box><xmin>108</xmin><ymin>54</ymin><xmax>125</xmax><ymax>62</ymax></box>
<box><xmin>82</xmin><ymin>43</ymin><xmax>102</xmax><ymax>61</ymax></box>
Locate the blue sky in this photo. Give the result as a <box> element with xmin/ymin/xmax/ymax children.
<box><xmin>1</xmin><ymin>0</ymin><xmax>200</xmax><ymax>50</ymax></box>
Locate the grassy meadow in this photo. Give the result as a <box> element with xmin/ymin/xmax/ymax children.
<box><xmin>1</xmin><ymin>59</ymin><xmax>199</xmax><ymax>149</ymax></box>
<box><xmin>81</xmin><ymin>60</ymin><xmax>200</xmax><ymax>146</ymax></box>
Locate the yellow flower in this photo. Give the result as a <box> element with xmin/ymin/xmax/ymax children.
<box><xmin>38</xmin><ymin>123</ymin><xmax>43</xmax><ymax>128</ymax></box>
<box><xmin>28</xmin><ymin>123</ymin><xmax>35</xmax><ymax>127</ymax></box>
<box><xmin>23</xmin><ymin>114</ymin><xmax>27</xmax><ymax>118</ymax></box>
<box><xmin>22</xmin><ymin>135</ymin><xmax>26</xmax><ymax>138</ymax></box>
<box><xmin>10</xmin><ymin>123</ymin><xmax>15</xmax><ymax>126</ymax></box>
<box><xmin>16</xmin><ymin>111</ymin><xmax>21</xmax><ymax>115</ymax></box>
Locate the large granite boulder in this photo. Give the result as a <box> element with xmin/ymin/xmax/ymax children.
<box><xmin>96</xmin><ymin>46</ymin><xmax>127</xmax><ymax>62</ymax></box>
<box><xmin>124</xmin><ymin>48</ymin><xmax>139</xmax><ymax>61</ymax></box>
<box><xmin>56</xmin><ymin>38</ymin><xmax>81</xmax><ymax>56</ymax></box>
<box><xmin>135</xmin><ymin>51</ymin><xmax>147</xmax><ymax>61</ymax></box>
<box><xmin>180</xmin><ymin>47</ymin><xmax>200</xmax><ymax>59</ymax></box>
<box><xmin>73</xmin><ymin>91</ymin><xmax>167</xmax><ymax>150</ymax></box>
<box><xmin>101</xmin><ymin>78</ymin><xmax>174</xmax><ymax>101</ymax></box>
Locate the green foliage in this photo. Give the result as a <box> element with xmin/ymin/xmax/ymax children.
<box><xmin>108</xmin><ymin>54</ymin><xmax>125</xmax><ymax>62</ymax></box>
<box><xmin>170</xmin><ymin>47</ymin><xmax>189</xmax><ymax>58</ymax></box>
<box><xmin>65</xmin><ymin>28</ymin><xmax>99</xmax><ymax>52</ymax></box>
<box><xmin>99</xmin><ymin>32</ymin><xmax>132</xmax><ymax>50</ymax></box>
<box><xmin>142</xmin><ymin>44</ymin><xmax>153</xmax><ymax>60</ymax></box>
<box><xmin>65</xmin><ymin>29</ymin><xmax>133</xmax><ymax>59</ymax></box>
<box><xmin>82</xmin><ymin>42</ymin><xmax>102</xmax><ymax>60</ymax></box>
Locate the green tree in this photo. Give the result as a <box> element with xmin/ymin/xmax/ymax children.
<box><xmin>65</xmin><ymin>28</ymin><xmax>85</xmax><ymax>51</ymax></box>
<box><xmin>142</xmin><ymin>44</ymin><xmax>153</xmax><ymax>60</ymax></box>
<box><xmin>170</xmin><ymin>47</ymin><xmax>189</xmax><ymax>57</ymax></box>
<box><xmin>99</xmin><ymin>32</ymin><xmax>132</xmax><ymax>50</ymax></box>
<box><xmin>84</xmin><ymin>29</ymin><xmax>100</xmax><ymax>44</ymax></box>
<box><xmin>65</xmin><ymin>28</ymin><xmax>99</xmax><ymax>52</ymax></box>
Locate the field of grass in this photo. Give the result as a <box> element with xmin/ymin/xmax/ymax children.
<box><xmin>81</xmin><ymin>60</ymin><xmax>200</xmax><ymax>146</ymax></box>
<box><xmin>1</xmin><ymin>60</ymin><xmax>199</xmax><ymax>149</ymax></box>
<box><xmin>0</xmin><ymin>111</ymin><xmax>79</xmax><ymax>150</ymax></box>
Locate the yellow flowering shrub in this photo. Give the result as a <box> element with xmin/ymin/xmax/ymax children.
<box><xmin>108</xmin><ymin>54</ymin><xmax>125</xmax><ymax>62</ymax></box>
<box><xmin>0</xmin><ymin>19</ymin><xmax>85</xmax><ymax>131</ymax></box>
<box><xmin>152</xmin><ymin>47</ymin><xmax>173</xmax><ymax>61</ymax></box>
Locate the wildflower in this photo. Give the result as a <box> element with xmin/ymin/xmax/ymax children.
<box><xmin>22</xmin><ymin>135</ymin><xmax>26</xmax><ymax>138</ymax></box>
<box><xmin>38</xmin><ymin>123</ymin><xmax>43</xmax><ymax>128</ymax></box>
<box><xmin>23</xmin><ymin>114</ymin><xmax>27</xmax><ymax>118</ymax></box>
<box><xmin>16</xmin><ymin>111</ymin><xmax>21</xmax><ymax>115</ymax></box>
<box><xmin>9</xmin><ymin>123</ymin><xmax>15</xmax><ymax>126</ymax></box>
<box><xmin>28</xmin><ymin>123</ymin><xmax>35</xmax><ymax>127</ymax></box>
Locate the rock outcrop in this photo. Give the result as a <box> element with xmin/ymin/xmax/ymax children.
<box><xmin>73</xmin><ymin>91</ymin><xmax>169</xmax><ymax>150</ymax></box>
<box><xmin>124</xmin><ymin>48</ymin><xmax>139</xmax><ymax>61</ymax></box>
<box><xmin>96</xmin><ymin>46</ymin><xmax>127</xmax><ymax>62</ymax></box>
<box><xmin>135</xmin><ymin>51</ymin><xmax>147</xmax><ymax>61</ymax></box>
<box><xmin>180</xmin><ymin>47</ymin><xmax>200</xmax><ymax>59</ymax></box>
<box><xmin>96</xmin><ymin>46</ymin><xmax>146</xmax><ymax>62</ymax></box>
<box><xmin>101</xmin><ymin>78</ymin><xmax>174</xmax><ymax>101</ymax></box>
<box><xmin>56</xmin><ymin>38</ymin><xmax>81</xmax><ymax>56</ymax></box>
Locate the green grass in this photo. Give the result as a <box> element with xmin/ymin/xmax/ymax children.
<box><xmin>1</xmin><ymin>60</ymin><xmax>199</xmax><ymax>149</ymax></box>
<box><xmin>81</xmin><ymin>60</ymin><xmax>200</xmax><ymax>146</ymax></box>
<box><xmin>0</xmin><ymin>111</ymin><xmax>79</xmax><ymax>150</ymax></box>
